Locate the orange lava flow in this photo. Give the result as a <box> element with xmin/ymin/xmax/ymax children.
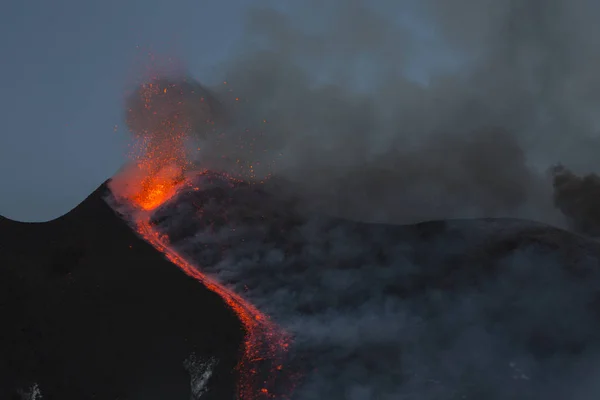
<box><xmin>122</xmin><ymin>169</ymin><xmax>295</xmax><ymax>399</ymax></box>
<box><xmin>133</xmin><ymin>213</ymin><xmax>293</xmax><ymax>399</ymax></box>
<box><xmin>129</xmin><ymin>164</ymin><xmax>184</xmax><ymax>210</ymax></box>
<box><xmin>117</xmin><ymin>76</ymin><xmax>296</xmax><ymax>399</ymax></box>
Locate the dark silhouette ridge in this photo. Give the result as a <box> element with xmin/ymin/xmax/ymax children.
<box><xmin>0</xmin><ymin>182</ymin><xmax>243</xmax><ymax>399</ymax></box>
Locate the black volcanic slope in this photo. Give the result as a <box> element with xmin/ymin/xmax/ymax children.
<box><xmin>0</xmin><ymin>183</ymin><xmax>243</xmax><ymax>399</ymax></box>
<box><xmin>148</xmin><ymin>172</ymin><xmax>600</xmax><ymax>399</ymax></box>
<box><xmin>6</xmin><ymin>174</ymin><xmax>600</xmax><ymax>399</ymax></box>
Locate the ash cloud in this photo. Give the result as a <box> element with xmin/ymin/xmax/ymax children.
<box><xmin>188</xmin><ymin>0</ymin><xmax>600</xmax><ymax>226</ymax></box>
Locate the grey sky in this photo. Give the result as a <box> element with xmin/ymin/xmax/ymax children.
<box><xmin>0</xmin><ymin>0</ymin><xmax>249</xmax><ymax>221</ymax></box>
<box><xmin>1</xmin><ymin>0</ymin><xmax>440</xmax><ymax>222</ymax></box>
<box><xmin>10</xmin><ymin>0</ymin><xmax>592</xmax><ymax>226</ymax></box>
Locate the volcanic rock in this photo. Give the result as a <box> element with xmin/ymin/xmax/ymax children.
<box><xmin>0</xmin><ymin>183</ymin><xmax>242</xmax><ymax>399</ymax></box>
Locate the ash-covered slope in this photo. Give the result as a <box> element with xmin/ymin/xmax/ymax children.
<box><xmin>6</xmin><ymin>172</ymin><xmax>600</xmax><ymax>399</ymax></box>
<box><xmin>147</xmin><ymin>172</ymin><xmax>600</xmax><ymax>400</ymax></box>
<box><xmin>0</xmin><ymin>182</ymin><xmax>243</xmax><ymax>399</ymax></box>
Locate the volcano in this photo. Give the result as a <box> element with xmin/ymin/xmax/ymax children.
<box><xmin>5</xmin><ymin>170</ymin><xmax>600</xmax><ymax>399</ymax></box>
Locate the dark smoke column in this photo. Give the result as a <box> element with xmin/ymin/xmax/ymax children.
<box><xmin>551</xmin><ymin>164</ymin><xmax>600</xmax><ymax>236</ymax></box>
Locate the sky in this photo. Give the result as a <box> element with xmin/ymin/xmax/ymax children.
<box><xmin>0</xmin><ymin>0</ymin><xmax>465</xmax><ymax>222</ymax></box>
<box><xmin>0</xmin><ymin>0</ymin><xmax>458</xmax><ymax>222</ymax></box>
<box><xmin>5</xmin><ymin>0</ymin><xmax>599</xmax><ymax>225</ymax></box>
<box><xmin>0</xmin><ymin>0</ymin><xmax>250</xmax><ymax>221</ymax></box>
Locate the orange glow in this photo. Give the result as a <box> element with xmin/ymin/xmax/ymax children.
<box><xmin>122</xmin><ymin>78</ymin><xmax>192</xmax><ymax>210</ymax></box>
<box><xmin>134</xmin><ymin>215</ymin><xmax>293</xmax><ymax>399</ymax></box>
<box><xmin>131</xmin><ymin>176</ymin><xmax>177</xmax><ymax>210</ymax></box>
<box><xmin>128</xmin><ymin>162</ymin><xmax>185</xmax><ymax>211</ymax></box>
<box><xmin>117</xmin><ymin>76</ymin><xmax>297</xmax><ymax>399</ymax></box>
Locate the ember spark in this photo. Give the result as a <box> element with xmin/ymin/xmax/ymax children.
<box><xmin>134</xmin><ymin>215</ymin><xmax>293</xmax><ymax>399</ymax></box>
<box><xmin>114</xmin><ymin>75</ymin><xmax>295</xmax><ymax>399</ymax></box>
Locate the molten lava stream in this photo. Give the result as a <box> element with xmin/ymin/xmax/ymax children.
<box><xmin>132</xmin><ymin>208</ymin><xmax>293</xmax><ymax>400</ymax></box>
<box><xmin>119</xmin><ymin>76</ymin><xmax>296</xmax><ymax>398</ymax></box>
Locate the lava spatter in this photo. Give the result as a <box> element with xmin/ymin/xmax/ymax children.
<box><xmin>110</xmin><ymin>75</ymin><xmax>296</xmax><ymax>399</ymax></box>
<box><xmin>134</xmin><ymin>213</ymin><xmax>293</xmax><ymax>399</ymax></box>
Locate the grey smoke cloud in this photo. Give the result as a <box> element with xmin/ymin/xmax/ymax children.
<box><xmin>183</xmin><ymin>0</ymin><xmax>600</xmax><ymax>227</ymax></box>
<box><xmin>130</xmin><ymin>173</ymin><xmax>600</xmax><ymax>399</ymax></box>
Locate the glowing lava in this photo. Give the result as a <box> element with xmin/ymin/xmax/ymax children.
<box><xmin>130</xmin><ymin>163</ymin><xmax>185</xmax><ymax>211</ymax></box>
<box><xmin>113</xmin><ymin>76</ymin><xmax>295</xmax><ymax>399</ymax></box>
<box><xmin>134</xmin><ymin>214</ymin><xmax>293</xmax><ymax>399</ymax></box>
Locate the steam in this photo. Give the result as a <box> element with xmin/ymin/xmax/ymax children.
<box><xmin>180</xmin><ymin>0</ymin><xmax>600</xmax><ymax>227</ymax></box>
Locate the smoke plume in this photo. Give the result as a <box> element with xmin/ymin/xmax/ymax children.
<box><xmin>139</xmin><ymin>173</ymin><xmax>600</xmax><ymax>399</ymax></box>
<box><xmin>180</xmin><ymin>0</ymin><xmax>600</xmax><ymax>227</ymax></box>
<box><xmin>109</xmin><ymin>0</ymin><xmax>600</xmax><ymax>398</ymax></box>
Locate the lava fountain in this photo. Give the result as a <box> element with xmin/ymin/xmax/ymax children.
<box><xmin>110</xmin><ymin>76</ymin><xmax>294</xmax><ymax>399</ymax></box>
